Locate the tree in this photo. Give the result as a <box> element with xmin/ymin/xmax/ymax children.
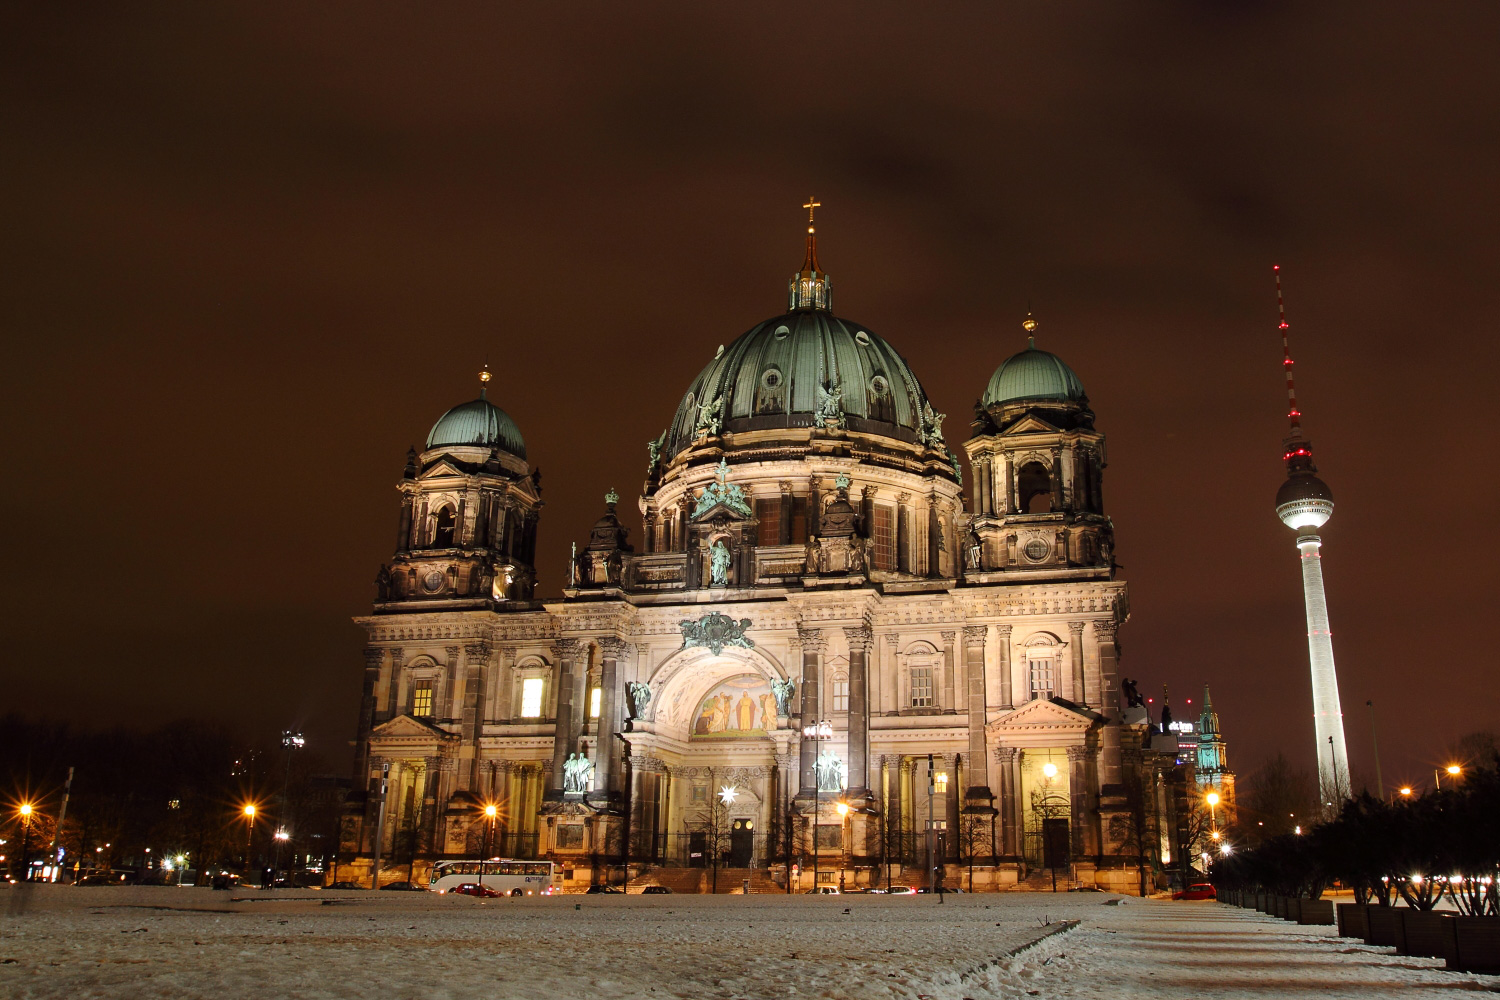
<box><xmin>1108</xmin><ymin>766</ymin><xmax>1159</xmax><ymax>896</ymax></box>
<box><xmin>956</xmin><ymin>810</ymin><xmax>991</xmax><ymax>891</ymax></box>
<box><xmin>1239</xmin><ymin>753</ymin><xmax>1316</xmax><ymax>845</ymax></box>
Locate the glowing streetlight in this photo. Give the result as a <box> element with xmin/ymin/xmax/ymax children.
<box><xmin>1436</xmin><ymin>764</ymin><xmax>1462</xmax><ymax>789</ymax></box>
<box><xmin>1399</xmin><ymin>787</ymin><xmax>1412</xmax><ymax>797</ymax></box>
<box><xmin>241</xmin><ymin>804</ymin><xmax>258</xmax><ymax>882</ymax></box>
<box><xmin>481</xmin><ymin>803</ymin><xmax>499</xmax><ymax>862</ymax></box>
<box><xmin>1042</xmin><ymin>762</ymin><xmax>1058</xmax><ymax>779</ymax></box>
<box><xmin>1446</xmin><ymin>765</ymin><xmax>1462</xmax><ymax>775</ymax></box>
<box><xmin>17</xmin><ymin>803</ymin><xmax>35</xmax><ymax>883</ymax></box>
<box><xmin>1205</xmin><ymin>792</ymin><xmax>1220</xmax><ymax>806</ymax></box>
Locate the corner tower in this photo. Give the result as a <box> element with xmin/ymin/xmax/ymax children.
<box><xmin>1271</xmin><ymin>267</ymin><xmax>1349</xmax><ymax>810</ymax></box>
<box><xmin>961</xmin><ymin>314</ymin><xmax>1115</xmax><ymax>588</ymax></box>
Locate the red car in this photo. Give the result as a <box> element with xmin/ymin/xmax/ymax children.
<box><xmin>1172</xmin><ymin>883</ymin><xmax>1217</xmax><ymax>900</ymax></box>
<box><xmin>450</xmin><ymin>882</ymin><xmax>501</xmax><ymax>898</ymax></box>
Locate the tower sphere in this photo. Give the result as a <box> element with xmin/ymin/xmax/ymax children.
<box><xmin>1276</xmin><ymin>472</ymin><xmax>1333</xmax><ymax>530</ymax></box>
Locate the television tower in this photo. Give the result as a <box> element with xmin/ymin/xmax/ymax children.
<box><xmin>1272</xmin><ymin>266</ymin><xmax>1349</xmax><ymax>809</ymax></box>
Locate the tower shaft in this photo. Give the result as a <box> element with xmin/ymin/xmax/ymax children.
<box><xmin>1295</xmin><ymin>531</ymin><xmax>1349</xmax><ymax>807</ymax></box>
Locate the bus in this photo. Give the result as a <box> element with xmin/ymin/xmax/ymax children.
<box><xmin>428</xmin><ymin>859</ymin><xmax>560</xmax><ymax>896</ymax></box>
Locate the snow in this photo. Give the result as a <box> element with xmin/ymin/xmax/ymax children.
<box><xmin>1</xmin><ymin>886</ymin><xmax>1494</xmax><ymax>999</ymax></box>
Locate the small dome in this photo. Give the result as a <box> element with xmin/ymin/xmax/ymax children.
<box><xmin>1276</xmin><ymin>473</ymin><xmax>1333</xmax><ymax>529</ymax></box>
<box><xmin>426</xmin><ymin>396</ymin><xmax>526</xmax><ymax>459</ymax></box>
<box><xmin>983</xmin><ymin>347</ymin><xmax>1087</xmax><ymax>407</ymax></box>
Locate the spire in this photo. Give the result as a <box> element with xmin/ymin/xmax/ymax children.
<box><xmin>1022</xmin><ymin>310</ymin><xmax>1038</xmax><ymax>350</ymax></box>
<box><xmin>1275</xmin><ymin>266</ymin><xmax>1315</xmax><ymax>475</ymax></box>
<box><xmin>788</xmin><ymin>196</ymin><xmax>833</xmax><ymax>311</ymax></box>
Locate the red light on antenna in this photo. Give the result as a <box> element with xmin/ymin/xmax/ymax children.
<box><xmin>1273</xmin><ymin>264</ymin><xmax>1280</xmax><ymax>271</ymax></box>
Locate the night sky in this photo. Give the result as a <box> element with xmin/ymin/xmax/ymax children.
<box><xmin>5</xmin><ymin>4</ymin><xmax>1497</xmax><ymax>788</ymax></box>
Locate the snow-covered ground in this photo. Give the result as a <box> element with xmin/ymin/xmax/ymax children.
<box><xmin>1</xmin><ymin>885</ymin><xmax>1494</xmax><ymax>999</ymax></box>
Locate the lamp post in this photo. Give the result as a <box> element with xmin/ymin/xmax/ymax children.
<box><xmin>482</xmin><ymin>804</ymin><xmax>497</xmax><ymax>862</ymax></box>
<box><xmin>802</xmin><ymin>719</ymin><xmax>832</xmax><ymax>893</ymax></box>
<box><xmin>835</xmin><ymin>801</ymin><xmax>850</xmax><ymax>891</ymax></box>
<box><xmin>1435</xmin><ymin>764</ymin><xmax>1461</xmax><ymax>790</ymax></box>
<box><xmin>276</xmin><ymin>731</ymin><xmax>305</xmax><ymax>882</ymax></box>
<box><xmin>18</xmin><ymin>803</ymin><xmax>34</xmax><ymax>882</ymax></box>
<box><xmin>242</xmin><ymin>804</ymin><xmax>256</xmax><ymax>883</ymax></box>
<box><xmin>926</xmin><ymin>754</ymin><xmax>936</xmax><ymax>894</ymax></box>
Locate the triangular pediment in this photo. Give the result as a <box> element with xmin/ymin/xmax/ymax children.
<box><xmin>991</xmin><ymin>697</ymin><xmax>1098</xmax><ymax>733</ymax></box>
<box><xmin>1001</xmin><ymin>414</ymin><xmax>1061</xmax><ymax>435</ymax></box>
<box><xmin>418</xmin><ymin>458</ymin><xmax>469</xmax><ymax>480</ymax></box>
<box><xmin>692</xmin><ymin>500</ymin><xmax>752</xmax><ymax>523</ymax></box>
<box><xmin>370</xmin><ymin>715</ymin><xmax>456</xmax><ymax>741</ymax></box>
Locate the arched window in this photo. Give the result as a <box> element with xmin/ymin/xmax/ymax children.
<box><xmin>904</xmin><ymin>643</ymin><xmax>940</xmax><ymax>710</ymax></box>
<box><xmin>831</xmin><ymin>673</ymin><xmax>849</xmax><ymax>712</ymax></box>
<box><xmin>434</xmin><ymin>507</ymin><xmax>457</xmax><ymax>547</ymax></box>
<box><xmin>1022</xmin><ymin>634</ymin><xmax>1061</xmax><ymax>702</ymax></box>
<box><xmin>1017</xmin><ymin>462</ymin><xmax>1052</xmax><ymax>514</ymax></box>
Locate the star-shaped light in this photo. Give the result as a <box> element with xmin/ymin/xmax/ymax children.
<box><xmin>719</xmin><ymin>785</ymin><xmax>739</xmax><ymax>806</ymax></box>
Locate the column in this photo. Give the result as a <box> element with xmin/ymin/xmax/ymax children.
<box><xmin>779</xmin><ymin>482</ymin><xmax>794</xmax><ymax>545</ymax></box>
<box><xmin>961</xmin><ymin>626</ymin><xmax>991</xmax><ymax>801</ymax></box>
<box><xmin>1093</xmin><ymin>621</ymin><xmax>1123</xmax><ymax>788</ymax></box>
<box><xmin>926</xmin><ymin>498</ymin><xmax>941</xmax><ymax>577</ymax></box>
<box><xmin>548</xmin><ymin>639</ymin><xmax>582</xmax><ymax>794</ymax></box>
<box><xmin>642</xmin><ymin>513</ymin><xmax>655</xmax><ymax>554</ymax></box>
<box><xmin>354</xmin><ymin>648</ymin><xmax>383</xmax><ymax>783</ymax></box>
<box><xmin>592</xmin><ymin>638</ymin><xmax>626</xmax><ymax>799</ymax></box>
<box><xmin>995</xmin><ymin>625</ymin><xmax>1014</xmax><ymax>710</ymax></box>
<box><xmin>1050</xmin><ymin>447</ymin><xmax>1064</xmax><ymax>509</ymax></box>
<box><xmin>1066</xmin><ymin>746</ymin><xmax>1088</xmax><ymax>859</ymax></box>
<box><xmin>1067</xmin><ymin>621</ymin><xmax>1087</xmax><ymax>707</ymax></box>
<box><xmin>460</xmin><ymin>642</ymin><xmax>489</xmax><ymax>790</ymax></box>
<box><xmin>896</xmin><ymin>494</ymin><xmax>911</xmax><ymax>573</ymax></box>
<box><xmin>1003</xmin><ymin>453</ymin><xmax>1016</xmax><ymax>514</ymax></box>
<box><xmin>994</xmin><ymin>747</ymin><xmax>1020</xmax><ymax>857</ymax></box>
<box><xmin>808</xmin><ymin>476</ymin><xmax>822</xmax><ymax>536</ymax></box>
<box><xmin>442</xmin><ymin>646</ymin><xmax>460</xmax><ymax>718</ymax></box>
<box><xmin>944</xmin><ymin>753</ymin><xmax>962</xmax><ymax>863</ymax></box>
<box><xmin>844</xmin><ymin>626</ymin><xmax>871</xmax><ymax>797</ymax></box>
<box><xmin>796</xmin><ymin>627</ymin><xmax>825</xmax><ymax>798</ymax></box>
<box><xmin>396</xmin><ymin>494</ymin><xmax>414</xmax><ymax>552</ymax></box>
<box><xmin>940</xmin><ymin>630</ymin><xmax>957</xmax><ymax>713</ymax></box>
<box><xmin>883</xmin><ymin>633</ymin><xmax>901</xmax><ymax>713</ymax></box>
<box><xmin>896</xmin><ymin>757</ymin><xmax>913</xmax><ymax>862</ymax></box>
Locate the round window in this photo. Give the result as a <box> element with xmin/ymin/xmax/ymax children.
<box><xmin>870</xmin><ymin>374</ymin><xmax>889</xmax><ymax>395</ymax></box>
<box><xmin>423</xmin><ymin>569</ymin><xmax>447</xmax><ymax>592</ymax></box>
<box><xmin>1023</xmin><ymin>538</ymin><xmax>1050</xmax><ymax>562</ymax></box>
<box><xmin>761</xmin><ymin>369</ymin><xmax>782</xmax><ymax>389</ymax></box>
<box><xmin>854</xmin><ymin>330</ymin><xmax>871</xmax><ymax>346</ymax></box>
<box><xmin>774</xmin><ymin>325</ymin><xmax>790</xmax><ymax>340</ymax></box>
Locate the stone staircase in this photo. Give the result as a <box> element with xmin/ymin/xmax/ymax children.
<box><xmin>708</xmin><ymin>868</ymin><xmax>783</xmax><ymax>893</ymax></box>
<box><xmin>627</xmin><ymin>868</ymin><xmax>706</xmax><ymax>894</ymax></box>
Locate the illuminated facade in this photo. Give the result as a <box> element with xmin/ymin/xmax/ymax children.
<box><xmin>343</xmin><ymin>212</ymin><xmax>1207</xmax><ymax>892</ymax></box>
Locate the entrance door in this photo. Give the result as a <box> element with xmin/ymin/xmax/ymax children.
<box><xmin>729</xmin><ymin>819</ymin><xmax>753</xmax><ymax>866</ymax></box>
<box><xmin>688</xmin><ymin>831</ymin><xmax>707</xmax><ymax>867</ymax></box>
<box><xmin>1042</xmin><ymin>818</ymin><xmax>1070</xmax><ymax>870</ymax></box>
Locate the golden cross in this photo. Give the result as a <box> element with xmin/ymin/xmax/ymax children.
<box><xmin>803</xmin><ymin>197</ymin><xmax>821</xmax><ymax>225</ymax></box>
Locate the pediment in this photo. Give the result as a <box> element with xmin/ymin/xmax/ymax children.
<box><xmin>692</xmin><ymin>500</ymin><xmax>752</xmax><ymax>523</ymax></box>
<box><xmin>370</xmin><ymin>715</ymin><xmax>456</xmax><ymax>741</ymax></box>
<box><xmin>1001</xmin><ymin>414</ymin><xmax>1060</xmax><ymax>435</ymax></box>
<box><xmin>418</xmin><ymin>458</ymin><xmax>469</xmax><ymax>480</ymax></box>
<box><xmin>991</xmin><ymin>697</ymin><xmax>1098</xmax><ymax>733</ymax></box>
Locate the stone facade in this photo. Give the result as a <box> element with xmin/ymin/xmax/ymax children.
<box><xmin>343</xmin><ymin>228</ymin><xmax>1214</xmax><ymax>892</ymax></box>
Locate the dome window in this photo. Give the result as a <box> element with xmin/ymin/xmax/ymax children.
<box><xmin>756</xmin><ymin>366</ymin><xmax>786</xmax><ymax>414</ymax></box>
<box><xmin>854</xmin><ymin>330</ymin><xmax>871</xmax><ymax>346</ymax></box>
<box><xmin>761</xmin><ymin>369</ymin><xmax>782</xmax><ymax>389</ymax></box>
<box><xmin>869</xmin><ymin>374</ymin><xmax>889</xmax><ymax>395</ymax></box>
<box><xmin>774</xmin><ymin>325</ymin><xmax>790</xmax><ymax>340</ymax></box>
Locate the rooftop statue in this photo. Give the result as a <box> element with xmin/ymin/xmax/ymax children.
<box><xmin>815</xmin><ymin>378</ymin><xmax>846</xmax><ymax>428</ymax></box>
<box><xmin>692</xmin><ymin>459</ymin><xmax>752</xmax><ymax>519</ymax></box>
<box><xmin>695</xmin><ymin>394</ymin><xmax>724</xmax><ymax>437</ymax></box>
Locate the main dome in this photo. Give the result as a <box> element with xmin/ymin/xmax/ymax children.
<box><xmin>983</xmin><ymin>347</ymin><xmax>1087</xmax><ymax>407</ymax></box>
<box><xmin>663</xmin><ymin>310</ymin><xmax>938</xmax><ymax>460</ymax></box>
<box><xmin>426</xmin><ymin>395</ymin><xmax>527</xmax><ymax>459</ymax></box>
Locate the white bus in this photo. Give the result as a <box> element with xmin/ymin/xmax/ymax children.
<box><xmin>428</xmin><ymin>859</ymin><xmax>560</xmax><ymax>896</ymax></box>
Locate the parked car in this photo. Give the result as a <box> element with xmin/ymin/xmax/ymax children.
<box><xmin>885</xmin><ymin>886</ymin><xmax>918</xmax><ymax>895</ymax></box>
<box><xmin>807</xmin><ymin>886</ymin><xmax>840</xmax><ymax>894</ymax></box>
<box><xmin>75</xmin><ymin>871</ymin><xmax>132</xmax><ymax>886</ymax></box>
<box><xmin>380</xmin><ymin>881</ymin><xmax>425</xmax><ymax>891</ymax></box>
<box><xmin>641</xmin><ymin>885</ymin><xmax>673</xmax><ymax>894</ymax></box>
<box><xmin>585</xmin><ymin>884</ymin><xmax>623</xmax><ymax>894</ymax></box>
<box><xmin>270</xmin><ymin>876</ymin><xmax>320</xmax><ymax>889</ymax></box>
<box><xmin>327</xmin><ymin>881</ymin><xmax>366</xmax><ymax>890</ymax></box>
<box><xmin>1172</xmin><ymin>883</ymin><xmax>1217</xmax><ymax>900</ymax></box>
<box><xmin>210</xmin><ymin>872</ymin><xmax>242</xmax><ymax>890</ymax></box>
<box><xmin>450</xmin><ymin>882</ymin><xmax>501</xmax><ymax>898</ymax></box>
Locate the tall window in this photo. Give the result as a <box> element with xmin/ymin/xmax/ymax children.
<box><xmin>434</xmin><ymin>507</ymin><xmax>457</xmax><ymax>546</ymax></box>
<box><xmin>412</xmin><ymin>680</ymin><xmax>434</xmax><ymax>718</ymax></box>
<box><xmin>1028</xmin><ymin>656</ymin><xmax>1055</xmax><ymax>702</ymax></box>
<box><xmin>909</xmin><ymin>666</ymin><xmax>934</xmax><ymax>709</ymax></box>
<box><xmin>1018</xmin><ymin>463</ymin><xmax>1052</xmax><ymax>514</ymax></box>
<box><xmin>871</xmin><ymin>505</ymin><xmax>895</xmax><ymax>570</ymax></box>
<box><xmin>589</xmin><ymin>686</ymin><xmax>602</xmax><ymax>718</ymax></box>
<box><xmin>831</xmin><ymin>674</ymin><xmax>849</xmax><ymax>712</ymax></box>
<box><xmin>520</xmin><ymin>677</ymin><xmax>544</xmax><ymax>718</ymax></box>
<box><xmin>756</xmin><ymin>498</ymin><xmax>782</xmax><ymax>546</ymax></box>
<box><xmin>788</xmin><ymin>496</ymin><xmax>808</xmax><ymax>544</ymax></box>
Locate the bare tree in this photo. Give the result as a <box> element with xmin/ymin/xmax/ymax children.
<box><xmin>957</xmin><ymin>811</ymin><xmax>990</xmax><ymax>891</ymax></box>
<box><xmin>1108</xmin><ymin>767</ymin><xmax>1159</xmax><ymax>896</ymax></box>
<box><xmin>1241</xmin><ymin>753</ymin><xmax>1316</xmax><ymax>844</ymax></box>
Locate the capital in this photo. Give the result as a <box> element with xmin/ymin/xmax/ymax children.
<box><xmin>1092</xmin><ymin>620</ymin><xmax>1119</xmax><ymax>643</ymax></box>
<box><xmin>797</xmin><ymin>626</ymin><xmax>827</xmax><ymax>652</ymax></box>
<box><xmin>1066</xmin><ymin>746</ymin><xmax>1091</xmax><ymax>763</ymax></box>
<box><xmin>993</xmin><ymin>746</ymin><xmax>1018</xmax><ymax>764</ymax></box>
<box><xmin>843</xmin><ymin>625</ymin><xmax>873</xmax><ymax>652</ymax></box>
<box><xmin>1066</xmin><ymin>621</ymin><xmax>1085</xmax><ymax>636</ymax></box>
<box><xmin>993</xmin><ymin>624</ymin><xmax>1012</xmax><ymax>639</ymax></box>
<box><xmin>962</xmin><ymin>625</ymin><xmax>987</xmax><ymax>646</ymax></box>
<box><xmin>598</xmin><ymin>636</ymin><xmax>630</xmax><ymax>659</ymax></box>
<box><xmin>464</xmin><ymin>642</ymin><xmax>492</xmax><ymax>661</ymax></box>
<box><xmin>554</xmin><ymin>637</ymin><xmax>584</xmax><ymax>658</ymax></box>
<box><xmin>940</xmin><ymin>630</ymin><xmax>957</xmax><ymax>644</ymax></box>
<box><xmin>363</xmin><ymin>648</ymin><xmax>384</xmax><ymax>669</ymax></box>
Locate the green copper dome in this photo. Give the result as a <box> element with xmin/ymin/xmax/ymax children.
<box><xmin>663</xmin><ymin>310</ymin><xmax>941</xmax><ymax>460</ymax></box>
<box><xmin>426</xmin><ymin>395</ymin><xmax>527</xmax><ymax>459</ymax></box>
<box><xmin>983</xmin><ymin>347</ymin><xmax>1087</xmax><ymax>407</ymax></box>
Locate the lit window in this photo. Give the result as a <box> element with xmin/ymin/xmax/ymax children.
<box><xmin>871</xmin><ymin>505</ymin><xmax>895</xmax><ymax>571</ymax></box>
<box><xmin>934</xmin><ymin>771</ymin><xmax>949</xmax><ymax>793</ymax></box>
<box><xmin>520</xmin><ymin>678</ymin><xmax>544</xmax><ymax>718</ymax></box>
<box><xmin>412</xmin><ymin>681</ymin><xmax>434</xmax><ymax>718</ymax></box>
<box><xmin>832</xmin><ymin>676</ymin><xmax>849</xmax><ymax>712</ymax></box>
<box><xmin>910</xmin><ymin>666</ymin><xmax>933</xmax><ymax>708</ymax></box>
<box><xmin>590</xmin><ymin>687</ymin><xmax>602</xmax><ymax>718</ymax></box>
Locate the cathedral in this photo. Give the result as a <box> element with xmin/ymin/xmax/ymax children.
<box><xmin>344</xmin><ymin>207</ymin><xmax>1224</xmax><ymax>893</ymax></box>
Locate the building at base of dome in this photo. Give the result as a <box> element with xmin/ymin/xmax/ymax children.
<box><xmin>340</xmin><ymin>227</ymin><xmax>1228</xmax><ymax>894</ymax></box>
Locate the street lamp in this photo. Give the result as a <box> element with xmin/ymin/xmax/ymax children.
<box><xmin>482</xmin><ymin>804</ymin><xmax>498</xmax><ymax>863</ymax></box>
<box><xmin>276</xmin><ymin>731</ymin><xmax>305</xmax><ymax>881</ymax></box>
<box><xmin>242</xmin><ymin>804</ymin><xmax>257</xmax><ymax>883</ymax></box>
<box><xmin>802</xmin><ymin>719</ymin><xmax>833</xmax><ymax>893</ymax></box>
<box><xmin>1435</xmin><ymin>764</ymin><xmax>1461</xmax><ymax>789</ymax></box>
<box><xmin>835</xmin><ymin>801</ymin><xmax>850</xmax><ymax>890</ymax></box>
<box><xmin>1399</xmin><ymin>786</ymin><xmax>1412</xmax><ymax>798</ymax></box>
<box><xmin>18</xmin><ymin>804</ymin><xmax>34</xmax><ymax>883</ymax></box>
<box><xmin>176</xmin><ymin>854</ymin><xmax>187</xmax><ymax>886</ymax></box>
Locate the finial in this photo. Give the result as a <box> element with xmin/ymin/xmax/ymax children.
<box><xmin>1022</xmin><ymin>311</ymin><xmax>1038</xmax><ymax>349</ymax></box>
<box><xmin>789</xmin><ymin>197</ymin><xmax>831</xmax><ymax>310</ymax></box>
<box><xmin>804</xmin><ymin>196</ymin><xmax>821</xmax><ymax>229</ymax></box>
<box><xmin>479</xmin><ymin>362</ymin><xmax>492</xmax><ymax>398</ymax></box>
<box><xmin>604</xmin><ymin>487</ymin><xmax>619</xmax><ymax>508</ymax></box>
